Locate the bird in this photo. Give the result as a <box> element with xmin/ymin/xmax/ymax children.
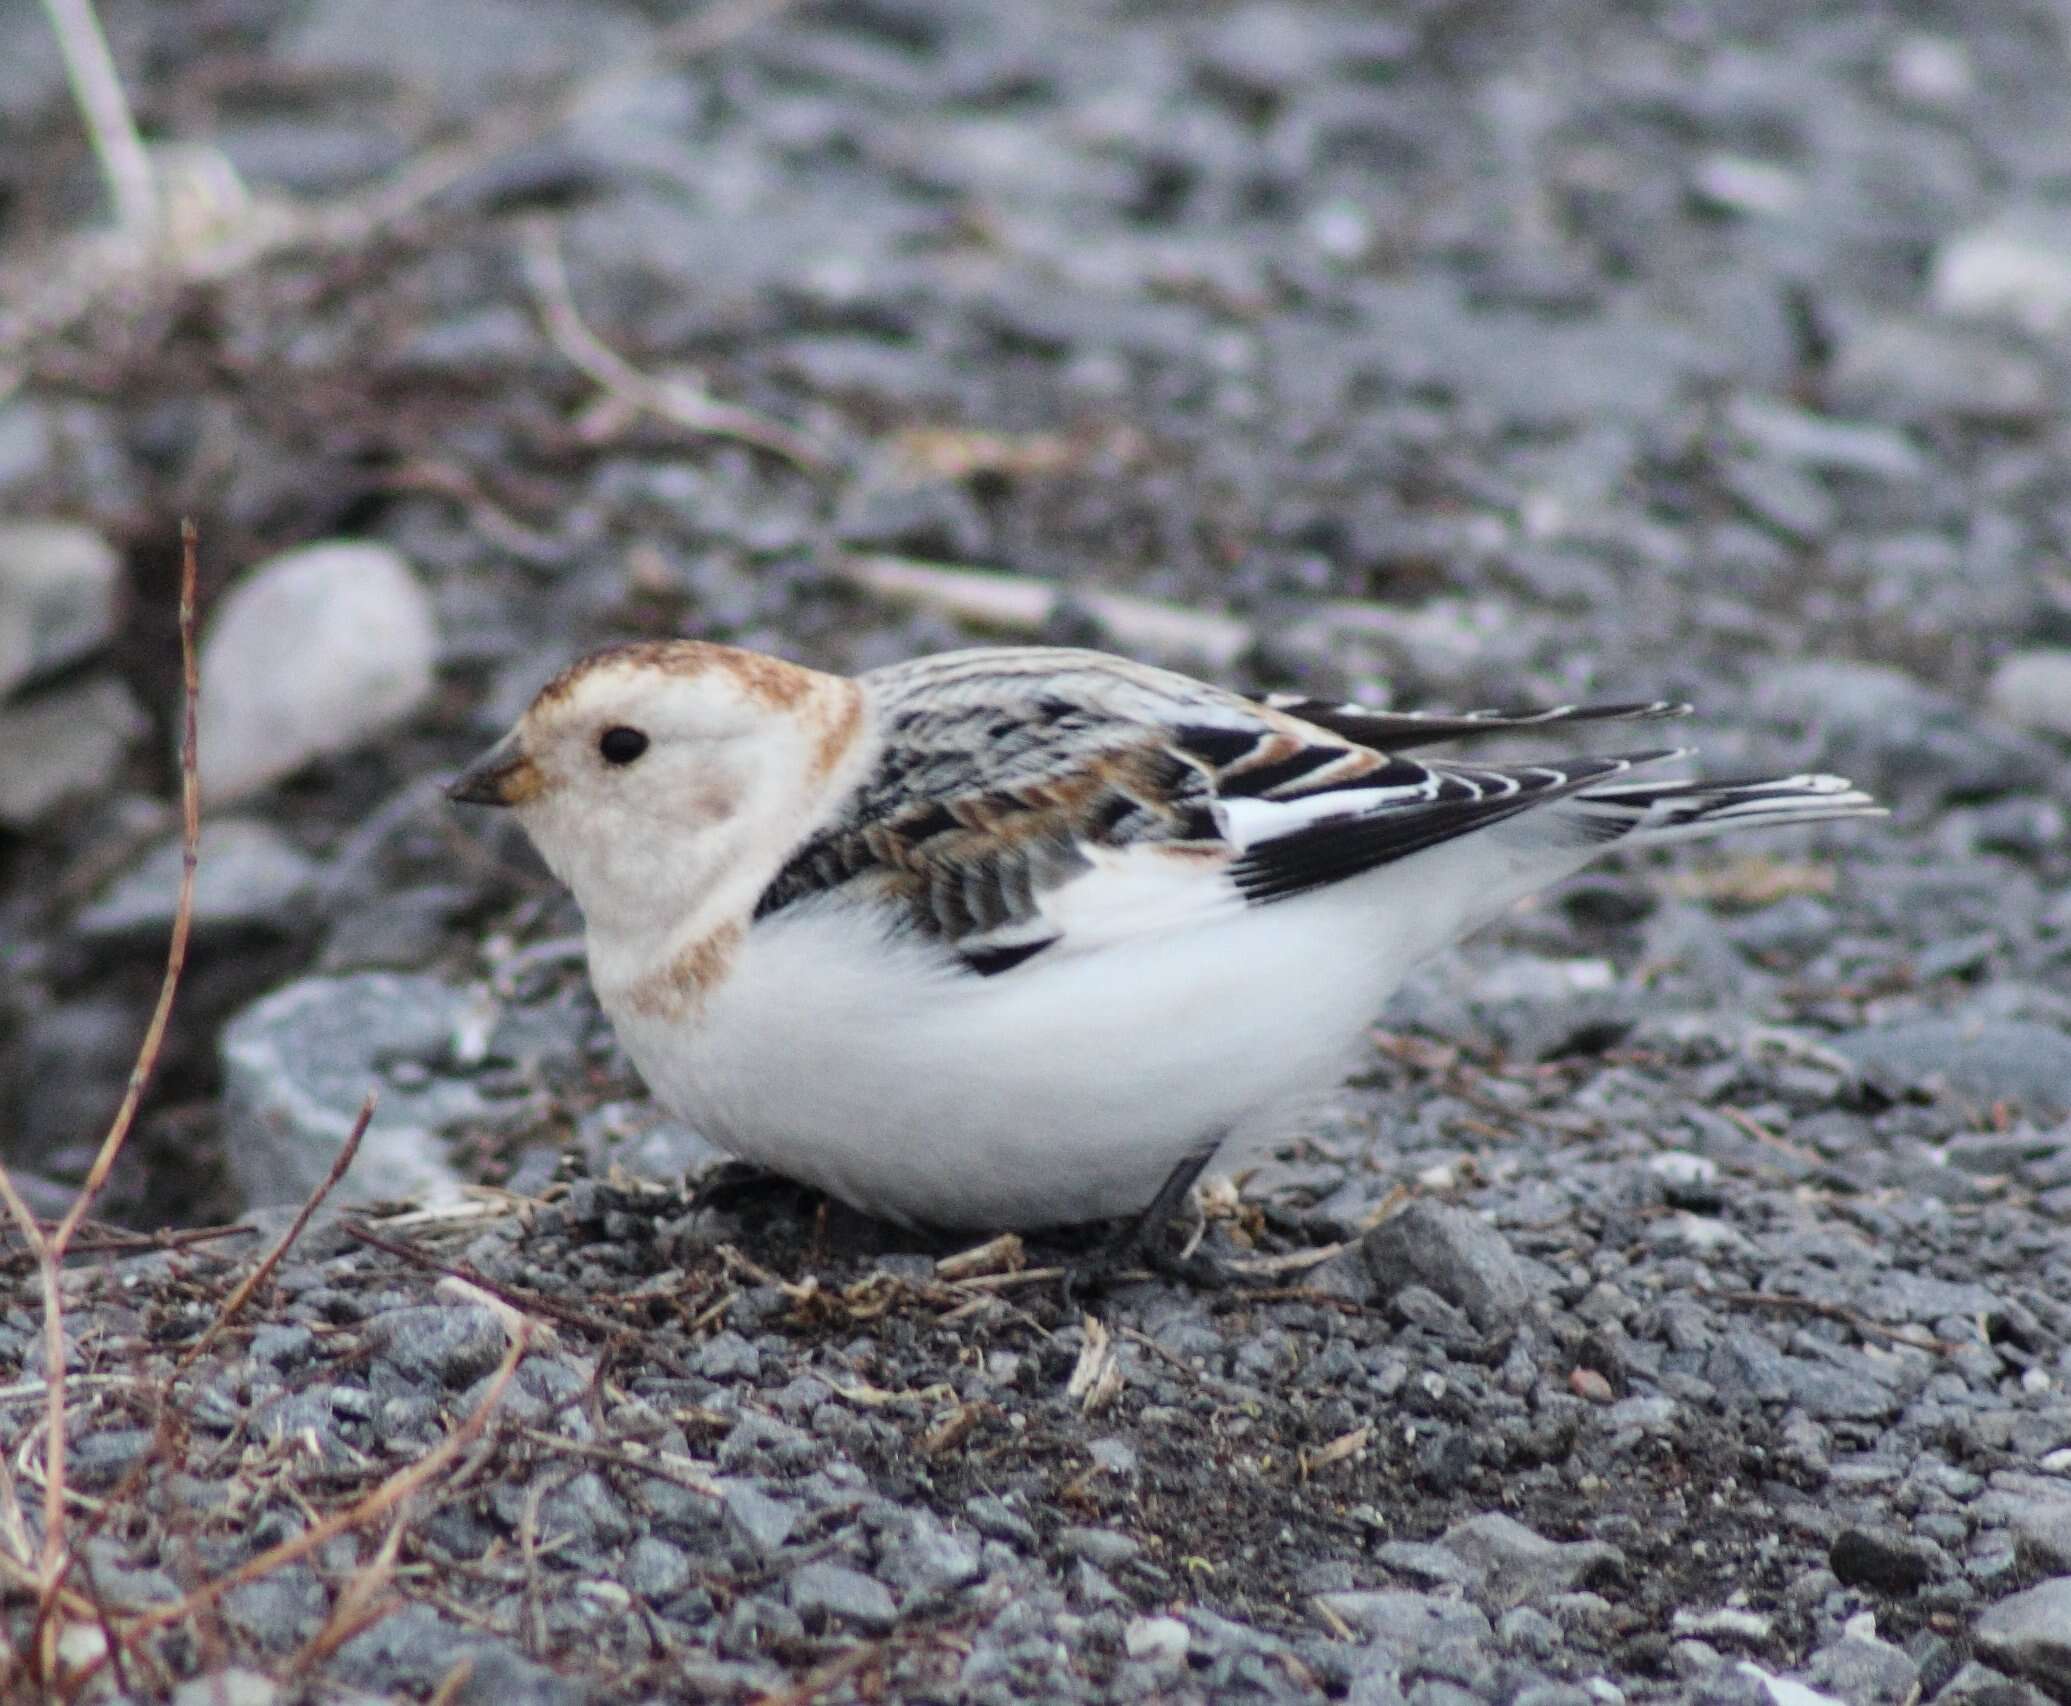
<box><xmin>447</xmin><ymin>639</ymin><xmax>1879</xmax><ymax>1244</ymax></box>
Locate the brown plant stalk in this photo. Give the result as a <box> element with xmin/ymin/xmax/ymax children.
<box><xmin>0</xmin><ymin>521</ymin><xmax>201</xmax><ymax>1644</ymax></box>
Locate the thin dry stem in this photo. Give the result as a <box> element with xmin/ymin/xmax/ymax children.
<box><xmin>119</xmin><ymin>1323</ymin><xmax>533</xmax><ymax>1646</ymax></box>
<box><xmin>1</xmin><ymin>522</ymin><xmax>197</xmax><ymax>1607</ymax></box>
<box><xmin>56</xmin><ymin>520</ymin><xmax>202</xmax><ymax>1254</ymax></box>
<box><xmin>174</xmin><ymin>1091</ymin><xmax>376</xmax><ymax>1378</ymax></box>
<box><xmin>520</xmin><ymin>217</ymin><xmax>827</xmax><ymax>470</ymax></box>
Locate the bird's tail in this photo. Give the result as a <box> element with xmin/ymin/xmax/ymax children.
<box><xmin>1568</xmin><ymin>771</ymin><xmax>1884</xmax><ymax>849</ymax></box>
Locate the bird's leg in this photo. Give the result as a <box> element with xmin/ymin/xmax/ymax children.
<box><xmin>1067</xmin><ymin>1146</ymin><xmax>1228</xmax><ymax>1297</ymax></box>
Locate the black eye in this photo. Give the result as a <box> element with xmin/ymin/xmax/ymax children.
<box><xmin>598</xmin><ymin>726</ymin><xmax>649</xmax><ymax>766</ymax></box>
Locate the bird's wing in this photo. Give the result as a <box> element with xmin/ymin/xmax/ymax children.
<box><xmin>752</xmin><ymin>647</ymin><xmax>1689</xmax><ymax>974</ymax></box>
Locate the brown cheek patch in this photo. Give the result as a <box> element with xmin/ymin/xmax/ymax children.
<box><xmin>616</xmin><ymin>920</ymin><xmax>745</xmax><ymax>1021</ymax></box>
<box><xmin>684</xmin><ymin>774</ymin><xmax>743</xmax><ymax>820</ymax></box>
<box><xmin>806</xmin><ymin>680</ymin><xmax>865</xmax><ymax>781</ymax></box>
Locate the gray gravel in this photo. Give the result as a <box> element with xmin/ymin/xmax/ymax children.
<box><xmin>5</xmin><ymin>0</ymin><xmax>2071</xmax><ymax>1701</ymax></box>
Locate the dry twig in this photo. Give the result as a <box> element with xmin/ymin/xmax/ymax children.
<box><xmin>519</xmin><ymin>217</ymin><xmax>827</xmax><ymax>470</ymax></box>
<box><xmin>0</xmin><ymin>520</ymin><xmax>200</xmax><ymax>1684</ymax></box>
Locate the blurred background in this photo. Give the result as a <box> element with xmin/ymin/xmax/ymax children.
<box><xmin>2</xmin><ymin>0</ymin><xmax>2069</xmax><ymax>1231</ymax></box>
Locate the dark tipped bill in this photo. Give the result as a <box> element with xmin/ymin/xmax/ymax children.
<box><xmin>446</xmin><ymin>730</ymin><xmax>541</xmax><ymax>807</ymax></box>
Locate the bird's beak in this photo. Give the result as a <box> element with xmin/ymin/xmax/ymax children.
<box><xmin>446</xmin><ymin>730</ymin><xmax>542</xmax><ymax>807</ymax></box>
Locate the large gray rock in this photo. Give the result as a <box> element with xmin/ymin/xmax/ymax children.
<box><xmin>195</xmin><ymin>541</ymin><xmax>438</xmax><ymax>805</ymax></box>
<box><xmin>1836</xmin><ymin>1018</ymin><xmax>2071</xmax><ymax>1118</ymax></box>
<box><xmin>1974</xmin><ymin>1577</ymin><xmax>2071</xmax><ymax>1698</ymax></box>
<box><xmin>0</xmin><ymin>520</ymin><xmax>121</xmax><ymax>695</ymax></box>
<box><xmin>219</xmin><ymin>973</ymin><xmax>493</xmax><ymax>1208</ymax></box>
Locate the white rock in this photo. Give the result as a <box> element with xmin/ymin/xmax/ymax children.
<box><xmin>1987</xmin><ymin>649</ymin><xmax>2071</xmax><ymax>739</ymax></box>
<box><xmin>1735</xmin><ymin>1664</ymin><xmax>1843</xmax><ymax>1706</ymax></box>
<box><xmin>0</xmin><ymin>520</ymin><xmax>122</xmax><ymax>695</ymax></box>
<box><xmin>0</xmin><ymin>675</ymin><xmax>147</xmax><ymax>826</ymax></box>
<box><xmin>195</xmin><ymin>540</ymin><xmax>437</xmax><ymax>804</ymax></box>
<box><xmin>1886</xmin><ymin>34</ymin><xmax>1974</xmax><ymax>108</ymax></box>
<box><xmin>1122</xmin><ymin>1615</ymin><xmax>1190</xmax><ymax>1664</ymax></box>
<box><xmin>1932</xmin><ymin>211</ymin><xmax>2071</xmax><ymax>337</ymax></box>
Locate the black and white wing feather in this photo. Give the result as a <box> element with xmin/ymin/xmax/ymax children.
<box><xmin>752</xmin><ymin>647</ymin><xmax>1873</xmax><ymax>974</ymax></box>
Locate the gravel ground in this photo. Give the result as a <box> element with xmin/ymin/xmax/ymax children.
<box><xmin>5</xmin><ymin>1</ymin><xmax>2071</xmax><ymax>1701</ymax></box>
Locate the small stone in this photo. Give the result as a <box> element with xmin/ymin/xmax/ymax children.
<box><xmin>1125</xmin><ymin>1614</ymin><xmax>1190</xmax><ymax>1663</ymax></box>
<box><xmin>70</xmin><ymin>1429</ymin><xmax>152</xmax><ymax>1490</ymax></box>
<box><xmin>1690</xmin><ymin>155</ymin><xmax>1803</xmax><ymax>219</ymax></box>
<box><xmin>1313</xmin><ymin>1589</ymin><xmax>1493</xmax><ymax>1652</ymax></box>
<box><xmin>719</xmin><ymin>1481</ymin><xmax>795</xmax><ymax>1555</ymax></box>
<box><xmin>1887</xmin><ymin>33</ymin><xmax>1973</xmax><ymax>106</ymax></box>
<box><xmin>1058</xmin><ymin>1527</ymin><xmax>1140</xmax><ymax>1569</ymax></box>
<box><xmin>170</xmin><ymin>1670</ymin><xmax>278</xmax><ymax>1706</ymax></box>
<box><xmin>1440</xmin><ymin>1513</ymin><xmax>1622</xmax><ymax>1610</ymax></box>
<box><xmin>2011</xmin><ymin>1502</ymin><xmax>2071</xmax><ymax>1574</ymax></box>
<box><xmin>1827</xmin><ymin>313</ymin><xmax>2049</xmax><ymax>423</ymax></box>
<box><xmin>1829</xmin><ymin>1528</ymin><xmax>1934</xmax><ymax>1595</ymax></box>
<box><xmin>876</xmin><ymin>1509</ymin><xmax>983</xmax><ymax>1596</ymax></box>
<box><xmin>1362</xmin><ymin>1201</ymin><xmax>1531</xmax><ymax>1330</ymax></box>
<box><xmin>1933</xmin><ymin>210</ymin><xmax>2071</xmax><ymax>337</ymax></box>
<box><xmin>440</xmin><ymin>1641</ymin><xmax>588</xmax><ymax>1706</ymax></box>
<box><xmin>1802</xmin><ymin>1620</ymin><xmax>1919</xmax><ymax>1705</ymax></box>
<box><xmin>75</xmin><ymin>818</ymin><xmax>320</xmax><ymax>941</ymax></box>
<box><xmin>625</xmin><ymin>1536</ymin><xmax>692</xmax><ymax>1600</ymax></box>
<box><xmin>0</xmin><ymin>675</ymin><xmax>147</xmax><ymax>826</ymax></box>
<box><xmin>788</xmin><ymin>1561</ymin><xmax>898</xmax><ymax>1633</ymax></box>
<box><xmin>1673</xmin><ymin>1608</ymin><xmax>1774</xmax><ymax>1644</ymax></box>
<box><xmin>1988</xmin><ymin>651</ymin><xmax>2071</xmax><ymax>741</ymax></box>
<box><xmin>364</xmin><ymin>1305</ymin><xmax>507</xmax><ymax>1394</ymax></box>
<box><xmin>0</xmin><ymin>519</ymin><xmax>121</xmax><ymax>694</ymax></box>
<box><xmin>1973</xmin><ymin>1577</ymin><xmax>2071</xmax><ymax>1697</ymax></box>
<box><xmin>195</xmin><ymin>539</ymin><xmax>438</xmax><ymax>804</ymax></box>
<box><xmin>1837</xmin><ymin>1019</ymin><xmax>2071</xmax><ymax>1118</ymax></box>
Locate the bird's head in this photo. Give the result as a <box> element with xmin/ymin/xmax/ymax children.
<box><xmin>449</xmin><ymin>640</ymin><xmax>861</xmax><ymax>935</ymax></box>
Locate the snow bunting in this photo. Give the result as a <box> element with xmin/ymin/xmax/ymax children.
<box><xmin>449</xmin><ymin>641</ymin><xmax>1878</xmax><ymax>1235</ymax></box>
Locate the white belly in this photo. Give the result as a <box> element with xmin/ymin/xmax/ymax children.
<box><xmin>600</xmin><ymin>877</ymin><xmax>1441</xmax><ymax>1225</ymax></box>
<box><xmin>603</xmin><ymin>895</ymin><xmax>1394</xmax><ymax>1228</ymax></box>
<box><xmin>598</xmin><ymin>817</ymin><xmax>1597</xmax><ymax>1229</ymax></box>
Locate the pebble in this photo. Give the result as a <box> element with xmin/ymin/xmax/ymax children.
<box><xmin>1972</xmin><ymin>1576</ymin><xmax>2071</xmax><ymax>1697</ymax></box>
<box><xmin>1361</xmin><ymin>1202</ymin><xmax>1532</xmax><ymax>1331</ymax></box>
<box><xmin>0</xmin><ymin>674</ymin><xmax>147</xmax><ymax>826</ymax></box>
<box><xmin>1314</xmin><ymin>1590</ymin><xmax>1493</xmax><ymax>1652</ymax></box>
<box><xmin>1439</xmin><ymin>1513</ymin><xmax>1622</xmax><ymax>1610</ymax></box>
<box><xmin>170</xmin><ymin>1672</ymin><xmax>277</xmax><ymax>1706</ymax></box>
<box><xmin>1123</xmin><ymin>1614</ymin><xmax>1189</xmax><ymax>1664</ymax></box>
<box><xmin>1932</xmin><ymin>209</ymin><xmax>2071</xmax><ymax>336</ymax></box>
<box><xmin>194</xmin><ymin>540</ymin><xmax>438</xmax><ymax>805</ymax></box>
<box><xmin>1829</xmin><ymin>1528</ymin><xmax>1935</xmax><ymax>1595</ymax></box>
<box><xmin>788</xmin><ymin>1560</ymin><xmax>899</xmax><ymax>1632</ymax></box>
<box><xmin>1987</xmin><ymin>650</ymin><xmax>2071</xmax><ymax>740</ymax></box>
<box><xmin>0</xmin><ymin>519</ymin><xmax>121</xmax><ymax>694</ymax></box>
<box><xmin>2010</xmin><ymin>1501</ymin><xmax>2071</xmax><ymax>1574</ymax></box>
<box><xmin>74</xmin><ymin>817</ymin><xmax>320</xmax><ymax>940</ymax></box>
<box><xmin>1837</xmin><ymin>1018</ymin><xmax>2071</xmax><ymax>1118</ymax></box>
